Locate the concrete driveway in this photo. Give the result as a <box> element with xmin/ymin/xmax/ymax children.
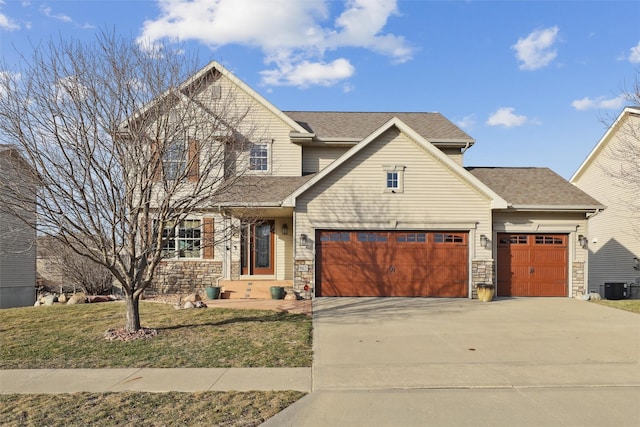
<box><xmin>263</xmin><ymin>297</ymin><xmax>640</xmax><ymax>427</ymax></box>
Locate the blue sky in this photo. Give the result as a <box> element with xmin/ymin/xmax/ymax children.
<box><xmin>1</xmin><ymin>0</ymin><xmax>639</xmax><ymax>179</ymax></box>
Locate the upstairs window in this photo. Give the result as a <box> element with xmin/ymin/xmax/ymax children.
<box><xmin>383</xmin><ymin>165</ymin><xmax>405</xmax><ymax>193</ymax></box>
<box><xmin>163</xmin><ymin>141</ymin><xmax>186</xmax><ymax>181</ymax></box>
<box><xmin>250</xmin><ymin>143</ymin><xmax>269</xmax><ymax>171</ymax></box>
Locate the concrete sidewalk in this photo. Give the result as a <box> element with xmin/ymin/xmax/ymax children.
<box><xmin>0</xmin><ymin>367</ymin><xmax>311</xmax><ymax>394</ymax></box>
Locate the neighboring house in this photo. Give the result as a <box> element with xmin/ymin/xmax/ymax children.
<box><xmin>140</xmin><ymin>61</ymin><xmax>603</xmax><ymax>298</ymax></box>
<box><xmin>571</xmin><ymin>107</ymin><xmax>640</xmax><ymax>295</ymax></box>
<box><xmin>0</xmin><ymin>145</ymin><xmax>37</xmax><ymax>308</ymax></box>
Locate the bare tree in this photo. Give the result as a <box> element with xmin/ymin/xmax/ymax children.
<box><xmin>0</xmin><ymin>31</ymin><xmax>256</xmax><ymax>332</ymax></box>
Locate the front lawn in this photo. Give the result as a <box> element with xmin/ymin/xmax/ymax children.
<box><xmin>0</xmin><ymin>301</ymin><xmax>312</xmax><ymax>369</ymax></box>
<box><xmin>591</xmin><ymin>299</ymin><xmax>640</xmax><ymax>314</ymax></box>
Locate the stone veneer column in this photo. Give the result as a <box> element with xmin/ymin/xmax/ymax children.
<box><xmin>472</xmin><ymin>259</ymin><xmax>494</xmax><ymax>299</ymax></box>
<box><xmin>294</xmin><ymin>259</ymin><xmax>314</xmax><ymax>299</ymax></box>
<box><xmin>572</xmin><ymin>261</ymin><xmax>585</xmax><ymax>297</ymax></box>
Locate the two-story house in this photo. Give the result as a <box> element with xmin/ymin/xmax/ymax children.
<box><xmin>142</xmin><ymin>61</ymin><xmax>603</xmax><ymax>299</ymax></box>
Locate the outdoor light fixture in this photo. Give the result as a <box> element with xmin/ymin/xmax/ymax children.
<box><xmin>480</xmin><ymin>234</ymin><xmax>488</xmax><ymax>249</ymax></box>
<box><xmin>578</xmin><ymin>235</ymin><xmax>588</xmax><ymax>248</ymax></box>
<box><xmin>281</xmin><ymin>224</ymin><xmax>288</xmax><ymax>235</ymax></box>
<box><xmin>300</xmin><ymin>234</ymin><xmax>308</xmax><ymax>246</ymax></box>
<box><xmin>633</xmin><ymin>257</ymin><xmax>639</xmax><ymax>271</ymax></box>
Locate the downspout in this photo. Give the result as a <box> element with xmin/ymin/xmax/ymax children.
<box><xmin>583</xmin><ymin>208</ymin><xmax>604</xmax><ymax>294</ymax></box>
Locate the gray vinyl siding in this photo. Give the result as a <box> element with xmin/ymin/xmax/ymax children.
<box><xmin>295</xmin><ymin>127</ymin><xmax>493</xmax><ymax>260</ymax></box>
<box><xmin>0</xmin><ymin>154</ymin><xmax>37</xmax><ymax>308</ymax></box>
<box><xmin>572</xmin><ymin>116</ymin><xmax>640</xmax><ymax>291</ymax></box>
<box><xmin>302</xmin><ymin>146</ymin><xmax>348</xmax><ymax>174</ymax></box>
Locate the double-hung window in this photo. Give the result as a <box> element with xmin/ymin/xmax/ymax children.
<box><xmin>249</xmin><ymin>143</ymin><xmax>269</xmax><ymax>171</ymax></box>
<box><xmin>163</xmin><ymin>140</ymin><xmax>186</xmax><ymax>181</ymax></box>
<box><xmin>161</xmin><ymin>220</ymin><xmax>202</xmax><ymax>258</ymax></box>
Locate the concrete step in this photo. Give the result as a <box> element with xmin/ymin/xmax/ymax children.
<box><xmin>219</xmin><ymin>280</ymin><xmax>293</xmax><ymax>299</ymax></box>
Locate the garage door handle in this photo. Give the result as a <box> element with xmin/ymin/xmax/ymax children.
<box><xmin>390</xmin><ymin>266</ymin><xmax>396</xmax><ymax>273</ymax></box>
<box><xmin>530</xmin><ymin>267</ymin><xmax>535</xmax><ymax>274</ymax></box>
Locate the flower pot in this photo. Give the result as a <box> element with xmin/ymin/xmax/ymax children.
<box><xmin>205</xmin><ymin>286</ymin><xmax>221</xmax><ymax>300</ymax></box>
<box><xmin>477</xmin><ymin>284</ymin><xmax>495</xmax><ymax>302</ymax></box>
<box><xmin>270</xmin><ymin>286</ymin><xmax>285</xmax><ymax>300</ymax></box>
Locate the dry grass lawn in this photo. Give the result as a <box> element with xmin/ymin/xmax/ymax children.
<box><xmin>0</xmin><ymin>301</ymin><xmax>312</xmax><ymax>425</ymax></box>
<box><xmin>592</xmin><ymin>299</ymin><xmax>640</xmax><ymax>314</ymax></box>
<box><xmin>0</xmin><ymin>390</ymin><xmax>305</xmax><ymax>426</ymax></box>
<box><xmin>0</xmin><ymin>301</ymin><xmax>312</xmax><ymax>368</ymax></box>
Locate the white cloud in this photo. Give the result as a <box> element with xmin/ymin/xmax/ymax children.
<box><xmin>629</xmin><ymin>41</ymin><xmax>640</xmax><ymax>64</ymax></box>
<box><xmin>260</xmin><ymin>58</ymin><xmax>355</xmax><ymax>87</ymax></box>
<box><xmin>486</xmin><ymin>107</ymin><xmax>528</xmax><ymax>128</ymax></box>
<box><xmin>512</xmin><ymin>26</ymin><xmax>559</xmax><ymax>70</ymax></box>
<box><xmin>456</xmin><ymin>114</ymin><xmax>476</xmax><ymax>130</ymax></box>
<box><xmin>571</xmin><ymin>95</ymin><xmax>625</xmax><ymax>111</ymax></box>
<box><xmin>138</xmin><ymin>0</ymin><xmax>412</xmax><ymax>87</ymax></box>
<box><xmin>39</xmin><ymin>5</ymin><xmax>71</xmax><ymax>23</ymax></box>
<box><xmin>0</xmin><ymin>1</ymin><xmax>19</xmax><ymax>31</ymax></box>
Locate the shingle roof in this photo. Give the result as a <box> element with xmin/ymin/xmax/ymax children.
<box><xmin>213</xmin><ymin>174</ymin><xmax>316</xmax><ymax>205</ymax></box>
<box><xmin>466</xmin><ymin>167</ymin><xmax>604</xmax><ymax>208</ymax></box>
<box><xmin>283</xmin><ymin>111</ymin><xmax>474</xmax><ymax>143</ymax></box>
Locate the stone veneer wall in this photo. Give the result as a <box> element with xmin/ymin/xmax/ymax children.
<box><xmin>572</xmin><ymin>261</ymin><xmax>585</xmax><ymax>297</ymax></box>
<box><xmin>150</xmin><ymin>261</ymin><xmax>223</xmax><ymax>295</ymax></box>
<box><xmin>230</xmin><ymin>261</ymin><xmax>240</xmax><ymax>280</ymax></box>
<box><xmin>471</xmin><ymin>259</ymin><xmax>494</xmax><ymax>299</ymax></box>
<box><xmin>294</xmin><ymin>259</ymin><xmax>314</xmax><ymax>299</ymax></box>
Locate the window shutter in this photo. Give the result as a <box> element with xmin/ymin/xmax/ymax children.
<box><xmin>187</xmin><ymin>138</ymin><xmax>199</xmax><ymax>182</ymax></box>
<box><xmin>150</xmin><ymin>140</ymin><xmax>161</xmax><ymax>181</ymax></box>
<box><xmin>203</xmin><ymin>217</ymin><xmax>214</xmax><ymax>259</ymax></box>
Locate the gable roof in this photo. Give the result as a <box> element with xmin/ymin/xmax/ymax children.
<box><xmin>283</xmin><ymin>111</ymin><xmax>474</xmax><ymax>145</ymax></box>
<box><xmin>283</xmin><ymin>117</ymin><xmax>507</xmax><ymax>209</ymax></box>
<box><xmin>467</xmin><ymin>167</ymin><xmax>604</xmax><ymax>211</ymax></box>
<box><xmin>119</xmin><ymin>61</ymin><xmax>310</xmax><ymax>135</ymax></box>
<box><xmin>570</xmin><ymin>106</ymin><xmax>640</xmax><ymax>183</ymax></box>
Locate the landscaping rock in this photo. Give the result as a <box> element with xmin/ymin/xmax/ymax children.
<box><xmin>67</xmin><ymin>294</ymin><xmax>87</xmax><ymax>305</ymax></box>
<box><xmin>183</xmin><ymin>301</ymin><xmax>195</xmax><ymax>309</ymax></box>
<box><xmin>34</xmin><ymin>300</ymin><xmax>41</xmax><ymax>307</ymax></box>
<box><xmin>589</xmin><ymin>292</ymin><xmax>602</xmax><ymax>301</ymax></box>
<box><xmin>183</xmin><ymin>293</ymin><xmax>201</xmax><ymax>303</ymax></box>
<box><xmin>42</xmin><ymin>295</ymin><xmax>56</xmax><ymax>306</ymax></box>
<box><xmin>194</xmin><ymin>300</ymin><xmax>207</xmax><ymax>308</ymax></box>
<box><xmin>58</xmin><ymin>294</ymin><xmax>67</xmax><ymax>303</ymax></box>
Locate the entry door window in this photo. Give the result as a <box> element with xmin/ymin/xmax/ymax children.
<box><xmin>241</xmin><ymin>221</ymin><xmax>274</xmax><ymax>275</ymax></box>
<box><xmin>254</xmin><ymin>223</ymin><xmax>272</xmax><ymax>269</ymax></box>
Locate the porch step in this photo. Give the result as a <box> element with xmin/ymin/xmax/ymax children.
<box><xmin>218</xmin><ymin>280</ymin><xmax>293</xmax><ymax>299</ymax></box>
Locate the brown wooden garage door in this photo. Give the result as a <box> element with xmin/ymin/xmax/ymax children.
<box><xmin>497</xmin><ymin>233</ymin><xmax>568</xmax><ymax>297</ymax></box>
<box><xmin>316</xmin><ymin>230</ymin><xmax>468</xmax><ymax>297</ymax></box>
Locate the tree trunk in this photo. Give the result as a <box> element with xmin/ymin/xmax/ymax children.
<box><xmin>124</xmin><ymin>294</ymin><xmax>141</xmax><ymax>332</ymax></box>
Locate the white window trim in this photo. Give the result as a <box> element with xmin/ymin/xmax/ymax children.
<box><xmin>383</xmin><ymin>165</ymin><xmax>405</xmax><ymax>193</ymax></box>
<box><xmin>161</xmin><ymin>218</ymin><xmax>203</xmax><ymax>259</ymax></box>
<box><xmin>248</xmin><ymin>139</ymin><xmax>273</xmax><ymax>174</ymax></box>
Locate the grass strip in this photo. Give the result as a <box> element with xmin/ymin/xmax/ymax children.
<box><xmin>0</xmin><ymin>390</ymin><xmax>305</xmax><ymax>426</ymax></box>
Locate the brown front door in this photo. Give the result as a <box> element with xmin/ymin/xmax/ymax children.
<box><xmin>241</xmin><ymin>221</ymin><xmax>274</xmax><ymax>275</ymax></box>
<box><xmin>316</xmin><ymin>230</ymin><xmax>468</xmax><ymax>297</ymax></box>
<box><xmin>497</xmin><ymin>233</ymin><xmax>567</xmax><ymax>297</ymax></box>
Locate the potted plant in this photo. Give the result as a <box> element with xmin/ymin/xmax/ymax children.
<box><xmin>205</xmin><ymin>286</ymin><xmax>221</xmax><ymax>300</ymax></box>
<box><xmin>477</xmin><ymin>283</ymin><xmax>495</xmax><ymax>302</ymax></box>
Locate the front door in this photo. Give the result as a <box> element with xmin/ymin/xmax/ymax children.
<box><xmin>241</xmin><ymin>221</ymin><xmax>275</xmax><ymax>275</ymax></box>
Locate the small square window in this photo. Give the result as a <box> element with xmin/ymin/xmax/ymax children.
<box><xmin>387</xmin><ymin>172</ymin><xmax>399</xmax><ymax>189</ymax></box>
<box><xmin>383</xmin><ymin>165</ymin><xmax>405</xmax><ymax>193</ymax></box>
